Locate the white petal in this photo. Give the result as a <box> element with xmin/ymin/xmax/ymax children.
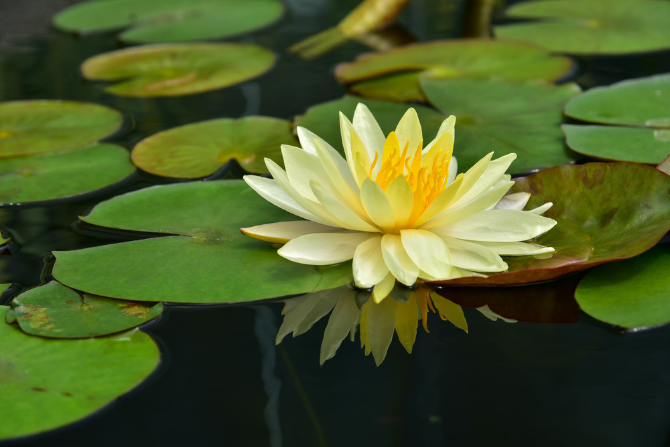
<box><xmin>282</xmin><ymin>144</ymin><xmax>332</xmax><ymax>202</ymax></box>
<box><xmin>424</xmin><ymin>115</ymin><xmax>455</xmax><ymax>153</ymax></box>
<box><xmin>276</xmin><ymin>288</ymin><xmax>339</xmax><ymax>343</ymax></box>
<box><xmin>438</xmin><ymin>236</ymin><xmax>508</xmax><ymax>272</ymax></box>
<box><xmin>493</xmin><ymin>192</ymin><xmax>531</xmax><ymax>211</ymax></box>
<box><xmin>449</xmin><ymin>152</ymin><xmax>492</xmax><ymax>204</ymax></box>
<box><xmin>372</xmin><ymin>272</ymin><xmax>395</xmax><ymax>303</ymax></box>
<box><xmin>528</xmin><ymin>202</ymin><xmax>553</xmax><ymax>215</ymax></box>
<box><xmin>447</xmin><ymin>156</ymin><xmax>458</xmax><ymax>185</ymax></box>
<box><xmin>278</xmin><ymin>232</ymin><xmax>374</xmax><ymax>265</ymax></box>
<box><xmin>394</xmin><ymin>108</ymin><xmax>423</xmax><ymax>160</ymax></box>
<box><xmin>476</xmin><ymin>241</ymin><xmax>555</xmax><ymax>256</ymax></box>
<box><xmin>313</xmin><ymin>139</ymin><xmax>365</xmax><ymax>215</ymax></box>
<box><xmin>400</xmin><ymin>229</ymin><xmax>452</xmax><ymax>279</ymax></box>
<box><xmin>421</xmin><ymin>181</ymin><xmax>515</xmax><ymax>229</ymax></box>
<box><xmin>241</xmin><ymin>221</ymin><xmax>348</xmax><ymax>244</ymax></box>
<box><xmin>353</xmin><ymin>103</ymin><xmax>385</xmax><ymax>165</ymax></box>
<box><xmin>450</xmin><ymin>153</ymin><xmax>516</xmax><ymax>210</ymax></box>
<box><xmin>384</xmin><ymin>175</ymin><xmax>414</xmax><ymax>228</ymax></box>
<box><xmin>360</xmin><ymin>179</ymin><xmax>396</xmax><ymax>231</ymax></box>
<box><xmin>366</xmin><ymin>297</ymin><xmax>397</xmax><ymax>366</ymax></box>
<box><xmin>311</xmin><ymin>182</ymin><xmax>379</xmax><ymax>232</ymax></box>
<box><xmin>294</xmin><ymin>288</ymin><xmax>342</xmax><ymax>335</ymax></box>
<box><xmin>320</xmin><ymin>288</ymin><xmax>360</xmax><ymax>364</ymax></box>
<box><xmin>381</xmin><ymin>234</ymin><xmax>420</xmax><ymax>286</ymax></box>
<box><xmin>431</xmin><ymin>209</ymin><xmax>557</xmax><ymax>242</ymax></box>
<box><xmin>243</xmin><ymin>175</ymin><xmax>325</xmax><ymax>224</ymax></box>
<box><xmin>353</xmin><ymin>235</ymin><xmax>389</xmax><ymax>288</ymax></box>
<box><xmin>339</xmin><ymin>112</ymin><xmax>358</xmax><ymax>179</ymax></box>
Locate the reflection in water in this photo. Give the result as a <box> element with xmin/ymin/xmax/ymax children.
<box><xmin>278</xmin><ymin>284</ymin><xmax>514</xmax><ymax>365</ymax></box>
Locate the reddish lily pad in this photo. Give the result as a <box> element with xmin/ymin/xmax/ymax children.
<box><xmin>53</xmin><ymin>0</ymin><xmax>284</xmax><ymax>44</ymax></box>
<box><xmin>429</xmin><ymin>162</ymin><xmax>670</xmax><ymax>286</ymax></box>
<box><xmin>132</xmin><ymin>116</ymin><xmax>296</xmax><ymax>178</ymax></box>
<box><xmin>81</xmin><ymin>43</ymin><xmax>275</xmax><ymax>97</ymax></box>
<box><xmin>0</xmin><ymin>101</ymin><xmax>122</xmax><ymax>158</ymax></box>
<box><xmin>494</xmin><ymin>0</ymin><xmax>670</xmax><ymax>55</ymax></box>
<box><xmin>334</xmin><ymin>39</ymin><xmax>573</xmax><ymax>102</ymax></box>
<box><xmin>6</xmin><ymin>281</ymin><xmax>163</xmax><ymax>338</ymax></box>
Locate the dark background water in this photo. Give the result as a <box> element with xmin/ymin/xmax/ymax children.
<box><xmin>2</xmin><ymin>0</ymin><xmax>670</xmax><ymax>446</ymax></box>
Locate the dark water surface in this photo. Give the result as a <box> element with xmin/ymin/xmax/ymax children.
<box><xmin>2</xmin><ymin>0</ymin><xmax>670</xmax><ymax>446</ymax></box>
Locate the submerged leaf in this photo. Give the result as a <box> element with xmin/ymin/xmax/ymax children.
<box><xmin>0</xmin><ymin>100</ymin><xmax>122</xmax><ymax>158</ymax></box>
<box><xmin>0</xmin><ymin>306</ymin><xmax>159</xmax><ymax>440</ymax></box>
<box><xmin>81</xmin><ymin>43</ymin><xmax>275</xmax><ymax>97</ymax></box>
<box><xmin>53</xmin><ymin>181</ymin><xmax>353</xmax><ymax>304</ymax></box>
<box><xmin>7</xmin><ymin>282</ymin><xmax>162</xmax><ymax>338</ymax></box>
<box><xmin>132</xmin><ymin>116</ymin><xmax>296</xmax><ymax>178</ymax></box>
<box><xmin>53</xmin><ymin>0</ymin><xmax>284</xmax><ymax>44</ymax></box>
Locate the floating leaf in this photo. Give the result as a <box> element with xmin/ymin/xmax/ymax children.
<box><xmin>132</xmin><ymin>116</ymin><xmax>296</xmax><ymax>178</ymax></box>
<box><xmin>6</xmin><ymin>282</ymin><xmax>162</xmax><ymax>338</ymax></box>
<box><xmin>575</xmin><ymin>246</ymin><xmax>670</xmax><ymax>329</ymax></box>
<box><xmin>421</xmin><ymin>77</ymin><xmax>581</xmax><ymax>173</ymax></box>
<box><xmin>494</xmin><ymin>0</ymin><xmax>670</xmax><ymax>55</ymax></box>
<box><xmin>81</xmin><ymin>43</ymin><xmax>275</xmax><ymax>97</ymax></box>
<box><xmin>429</xmin><ymin>163</ymin><xmax>670</xmax><ymax>286</ymax></box>
<box><xmin>294</xmin><ymin>96</ymin><xmax>443</xmax><ymax>156</ymax></box>
<box><xmin>0</xmin><ymin>144</ymin><xmax>135</xmax><ymax>205</ymax></box>
<box><xmin>436</xmin><ymin>273</ymin><xmax>583</xmax><ymax>324</ymax></box>
<box><xmin>0</xmin><ymin>284</ymin><xmax>9</xmax><ymax>295</ymax></box>
<box><xmin>52</xmin><ymin>181</ymin><xmax>352</xmax><ymax>304</ymax></box>
<box><xmin>0</xmin><ymin>306</ymin><xmax>159</xmax><ymax>441</ymax></box>
<box><xmin>334</xmin><ymin>39</ymin><xmax>573</xmax><ymax>102</ymax></box>
<box><xmin>0</xmin><ymin>101</ymin><xmax>122</xmax><ymax>158</ymax></box>
<box><xmin>53</xmin><ymin>0</ymin><xmax>284</xmax><ymax>44</ymax></box>
<box><xmin>563</xmin><ymin>74</ymin><xmax>670</xmax><ymax>163</ymax></box>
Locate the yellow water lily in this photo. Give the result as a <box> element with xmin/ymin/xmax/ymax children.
<box><xmin>242</xmin><ymin>103</ymin><xmax>557</xmax><ymax>301</ymax></box>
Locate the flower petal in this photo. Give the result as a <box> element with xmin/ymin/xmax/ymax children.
<box><xmin>353</xmin><ymin>235</ymin><xmax>389</xmax><ymax>288</ymax></box>
<box><xmin>366</xmin><ymin>298</ymin><xmax>397</xmax><ymax>366</ymax></box>
<box><xmin>294</xmin><ymin>289</ymin><xmax>342</xmax><ymax>335</ymax></box>
<box><xmin>424</xmin><ymin>115</ymin><xmax>455</xmax><ymax>153</ymax></box>
<box><xmin>449</xmin><ymin>152</ymin><xmax>492</xmax><ymax>204</ymax></box>
<box><xmin>320</xmin><ymin>288</ymin><xmax>360</xmax><ymax>364</ymax></box>
<box><xmin>276</xmin><ymin>288</ymin><xmax>340</xmax><ymax>343</ymax></box>
<box><xmin>476</xmin><ymin>241</ymin><xmax>555</xmax><ymax>256</ymax></box>
<box><xmin>431</xmin><ymin>209</ymin><xmax>557</xmax><ymax>242</ymax></box>
<box><xmin>360</xmin><ymin>178</ymin><xmax>396</xmax><ymax>231</ymax></box>
<box><xmin>395</xmin><ymin>108</ymin><xmax>423</xmax><ymax>160</ymax></box>
<box><xmin>241</xmin><ymin>221</ymin><xmax>348</xmax><ymax>244</ymax></box>
<box><xmin>450</xmin><ymin>153</ymin><xmax>517</xmax><ymax>210</ymax></box>
<box><xmin>372</xmin><ymin>272</ymin><xmax>395</xmax><ymax>303</ymax></box>
<box><xmin>400</xmin><ymin>229</ymin><xmax>452</xmax><ymax>279</ymax></box>
<box><xmin>477</xmin><ymin>305</ymin><xmax>517</xmax><ymax>323</ymax></box>
<box><xmin>384</xmin><ymin>174</ymin><xmax>414</xmax><ymax>228</ymax></box>
<box><xmin>437</xmin><ymin>236</ymin><xmax>508</xmax><ymax>272</ymax></box>
<box><xmin>311</xmin><ymin>181</ymin><xmax>379</xmax><ymax>232</ymax></box>
<box><xmin>278</xmin><ymin>232</ymin><xmax>374</xmax><ymax>265</ymax></box>
<box><xmin>353</xmin><ymin>103</ymin><xmax>385</xmax><ymax>165</ymax></box>
<box><xmin>339</xmin><ymin>112</ymin><xmax>358</xmax><ymax>179</ymax></box>
<box><xmin>494</xmin><ymin>192</ymin><xmax>531</xmax><ymax>210</ymax></box>
<box><xmin>528</xmin><ymin>202</ymin><xmax>553</xmax><ymax>215</ymax></box>
<box><xmin>431</xmin><ymin>294</ymin><xmax>468</xmax><ymax>333</ymax></box>
<box><xmin>421</xmin><ymin>181</ymin><xmax>515</xmax><ymax>229</ymax></box>
<box><xmin>381</xmin><ymin>234</ymin><xmax>420</xmax><ymax>286</ymax></box>
<box><xmin>243</xmin><ymin>175</ymin><xmax>326</xmax><ymax>224</ymax></box>
<box><xmin>313</xmin><ymin>139</ymin><xmax>366</xmax><ymax>216</ymax></box>
<box><xmin>282</xmin><ymin>144</ymin><xmax>332</xmax><ymax>202</ymax></box>
<box><xmin>300</xmin><ymin>127</ymin><xmax>360</xmax><ymax>194</ymax></box>
<box><xmin>394</xmin><ymin>292</ymin><xmax>419</xmax><ymax>353</ymax></box>
<box><xmin>415</xmin><ymin>174</ymin><xmax>463</xmax><ymax>226</ymax></box>
<box><xmin>447</xmin><ymin>156</ymin><xmax>458</xmax><ymax>185</ymax></box>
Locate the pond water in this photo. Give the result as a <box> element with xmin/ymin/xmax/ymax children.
<box><xmin>2</xmin><ymin>0</ymin><xmax>670</xmax><ymax>446</ymax></box>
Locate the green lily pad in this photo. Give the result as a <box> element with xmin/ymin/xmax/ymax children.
<box><xmin>423</xmin><ymin>77</ymin><xmax>581</xmax><ymax>173</ymax></box>
<box><xmin>6</xmin><ymin>282</ymin><xmax>162</xmax><ymax>338</ymax></box>
<box><xmin>430</xmin><ymin>162</ymin><xmax>670</xmax><ymax>286</ymax></box>
<box><xmin>0</xmin><ymin>306</ymin><xmax>159</xmax><ymax>441</ymax></box>
<box><xmin>0</xmin><ymin>101</ymin><xmax>122</xmax><ymax>158</ymax></box>
<box><xmin>334</xmin><ymin>39</ymin><xmax>573</xmax><ymax>102</ymax></box>
<box><xmin>52</xmin><ymin>180</ymin><xmax>352</xmax><ymax>304</ymax></box>
<box><xmin>494</xmin><ymin>0</ymin><xmax>670</xmax><ymax>55</ymax></box>
<box><xmin>0</xmin><ymin>284</ymin><xmax>10</xmax><ymax>295</ymax></box>
<box><xmin>131</xmin><ymin>116</ymin><xmax>296</xmax><ymax>178</ymax></box>
<box><xmin>294</xmin><ymin>96</ymin><xmax>443</xmax><ymax>157</ymax></box>
<box><xmin>53</xmin><ymin>0</ymin><xmax>284</xmax><ymax>44</ymax></box>
<box><xmin>575</xmin><ymin>245</ymin><xmax>670</xmax><ymax>329</ymax></box>
<box><xmin>81</xmin><ymin>43</ymin><xmax>275</xmax><ymax>97</ymax></box>
<box><xmin>562</xmin><ymin>75</ymin><xmax>670</xmax><ymax>163</ymax></box>
<box><xmin>0</xmin><ymin>143</ymin><xmax>135</xmax><ymax>205</ymax></box>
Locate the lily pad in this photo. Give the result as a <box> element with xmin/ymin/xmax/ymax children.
<box><xmin>294</xmin><ymin>96</ymin><xmax>443</xmax><ymax>157</ymax></box>
<box><xmin>0</xmin><ymin>284</ymin><xmax>10</xmax><ymax>295</ymax></box>
<box><xmin>0</xmin><ymin>144</ymin><xmax>135</xmax><ymax>205</ymax></box>
<box><xmin>563</xmin><ymin>74</ymin><xmax>670</xmax><ymax>163</ymax></box>
<box><xmin>53</xmin><ymin>0</ymin><xmax>284</xmax><ymax>44</ymax></box>
<box><xmin>52</xmin><ymin>181</ymin><xmax>352</xmax><ymax>304</ymax></box>
<box><xmin>575</xmin><ymin>245</ymin><xmax>670</xmax><ymax>329</ymax></box>
<box><xmin>423</xmin><ymin>77</ymin><xmax>581</xmax><ymax>173</ymax></box>
<box><xmin>131</xmin><ymin>116</ymin><xmax>296</xmax><ymax>178</ymax></box>
<box><xmin>334</xmin><ymin>39</ymin><xmax>573</xmax><ymax>102</ymax></box>
<box><xmin>494</xmin><ymin>0</ymin><xmax>670</xmax><ymax>55</ymax></box>
<box><xmin>6</xmin><ymin>282</ymin><xmax>162</xmax><ymax>338</ymax></box>
<box><xmin>81</xmin><ymin>43</ymin><xmax>275</xmax><ymax>97</ymax></box>
<box><xmin>0</xmin><ymin>306</ymin><xmax>159</xmax><ymax>441</ymax></box>
<box><xmin>0</xmin><ymin>101</ymin><xmax>122</xmax><ymax>158</ymax></box>
<box><xmin>429</xmin><ymin>162</ymin><xmax>670</xmax><ymax>286</ymax></box>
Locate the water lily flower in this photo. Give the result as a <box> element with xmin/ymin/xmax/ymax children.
<box><xmin>242</xmin><ymin>103</ymin><xmax>557</xmax><ymax>300</ymax></box>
